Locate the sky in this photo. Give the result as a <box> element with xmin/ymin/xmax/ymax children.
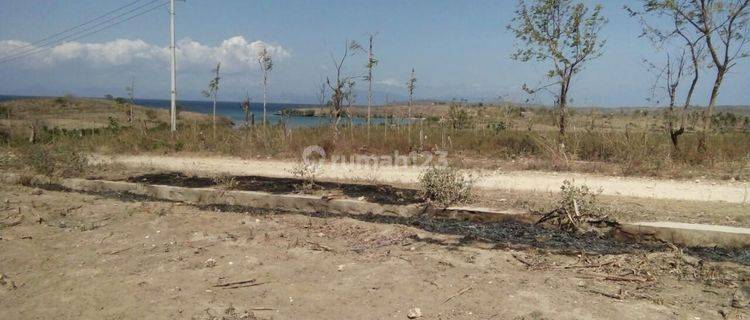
<box><xmin>0</xmin><ymin>0</ymin><xmax>748</xmax><ymax>107</ymax></box>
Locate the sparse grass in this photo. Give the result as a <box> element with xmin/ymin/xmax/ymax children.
<box><xmin>1</xmin><ymin>97</ymin><xmax>748</xmax><ymax>181</ymax></box>
<box><xmin>18</xmin><ymin>142</ymin><xmax>88</xmax><ymax>177</ymax></box>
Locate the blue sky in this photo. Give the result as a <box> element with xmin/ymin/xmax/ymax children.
<box><xmin>0</xmin><ymin>0</ymin><xmax>748</xmax><ymax>107</ymax></box>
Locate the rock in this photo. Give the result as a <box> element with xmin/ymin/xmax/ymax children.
<box><xmin>680</xmin><ymin>254</ymin><xmax>701</xmax><ymax>267</ymax></box>
<box><xmin>204</xmin><ymin>258</ymin><xmax>217</xmax><ymax>268</ymax></box>
<box><xmin>407</xmin><ymin>308</ymin><xmax>422</xmax><ymax>319</ymax></box>
<box><xmin>731</xmin><ymin>285</ymin><xmax>750</xmax><ymax>308</ymax></box>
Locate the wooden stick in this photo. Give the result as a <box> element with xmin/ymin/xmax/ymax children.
<box><xmin>213</xmin><ymin>279</ymin><xmax>267</xmax><ymax>289</ymax></box>
<box><xmin>443</xmin><ymin>286</ymin><xmax>472</xmax><ymax>303</ymax></box>
<box><xmin>576</xmin><ymin>272</ymin><xmax>647</xmax><ymax>282</ymax></box>
<box><xmin>588</xmin><ymin>289</ymin><xmax>622</xmax><ymax>300</ymax></box>
<box><xmin>511</xmin><ymin>253</ymin><xmax>534</xmax><ymax>267</ymax></box>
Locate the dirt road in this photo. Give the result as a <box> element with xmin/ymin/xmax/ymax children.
<box><xmin>95</xmin><ymin>154</ymin><xmax>749</xmax><ymax>204</ymax></box>
<box><xmin>2</xmin><ymin>184</ymin><xmax>748</xmax><ymax>319</ymax></box>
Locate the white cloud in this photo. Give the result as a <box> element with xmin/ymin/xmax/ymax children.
<box><xmin>0</xmin><ymin>36</ymin><xmax>289</xmax><ymax>73</ymax></box>
<box><xmin>377</xmin><ymin>78</ymin><xmax>403</xmax><ymax>88</ymax></box>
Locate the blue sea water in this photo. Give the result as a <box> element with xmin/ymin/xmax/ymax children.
<box><xmin>0</xmin><ymin>95</ymin><xmax>389</xmax><ymax>128</ymax></box>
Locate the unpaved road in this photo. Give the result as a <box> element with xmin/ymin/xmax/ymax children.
<box><xmin>1</xmin><ymin>184</ymin><xmax>748</xmax><ymax>319</ymax></box>
<box><xmin>95</xmin><ymin>155</ymin><xmax>750</xmax><ymax>204</ymax></box>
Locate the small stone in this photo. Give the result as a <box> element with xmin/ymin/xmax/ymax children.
<box><xmin>407</xmin><ymin>308</ymin><xmax>422</xmax><ymax>319</ymax></box>
<box><xmin>337</xmin><ymin>264</ymin><xmax>345</xmax><ymax>272</ymax></box>
<box><xmin>731</xmin><ymin>285</ymin><xmax>750</xmax><ymax>308</ymax></box>
<box><xmin>204</xmin><ymin>258</ymin><xmax>217</xmax><ymax>268</ymax></box>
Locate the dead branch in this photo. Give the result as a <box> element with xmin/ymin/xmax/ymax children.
<box><xmin>443</xmin><ymin>285</ymin><xmax>472</xmax><ymax>303</ymax></box>
<box><xmin>576</xmin><ymin>272</ymin><xmax>648</xmax><ymax>283</ymax></box>
<box><xmin>213</xmin><ymin>279</ymin><xmax>267</xmax><ymax>289</ymax></box>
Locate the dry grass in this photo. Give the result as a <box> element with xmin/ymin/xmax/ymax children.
<box><xmin>1</xmin><ymin>98</ymin><xmax>748</xmax><ymax>181</ymax></box>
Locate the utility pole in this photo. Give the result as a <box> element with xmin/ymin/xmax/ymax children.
<box><xmin>169</xmin><ymin>0</ymin><xmax>177</xmax><ymax>132</ymax></box>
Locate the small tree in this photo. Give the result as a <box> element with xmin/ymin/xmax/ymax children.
<box><xmin>202</xmin><ymin>62</ymin><xmax>221</xmax><ymax>138</ymax></box>
<box><xmin>241</xmin><ymin>95</ymin><xmax>251</xmax><ymax>127</ymax></box>
<box><xmin>326</xmin><ymin>41</ymin><xmax>360</xmax><ymax>138</ymax></box>
<box><xmin>508</xmin><ymin>0</ymin><xmax>607</xmax><ymax>150</ymax></box>
<box><xmin>626</xmin><ymin>0</ymin><xmax>705</xmax><ymax>152</ymax></box>
<box><xmin>406</xmin><ymin>68</ymin><xmax>417</xmax><ymax>145</ymax></box>
<box><xmin>257</xmin><ymin>45</ymin><xmax>273</xmax><ymax>126</ymax></box>
<box><xmin>125</xmin><ymin>76</ymin><xmax>135</xmax><ymax>123</ymax></box>
<box><xmin>364</xmin><ymin>34</ymin><xmax>378</xmax><ymax>140</ymax></box>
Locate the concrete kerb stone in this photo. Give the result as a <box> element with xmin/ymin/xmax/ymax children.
<box><xmin>4</xmin><ymin>173</ymin><xmax>749</xmax><ymax>249</ymax></box>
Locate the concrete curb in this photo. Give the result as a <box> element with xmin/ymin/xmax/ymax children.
<box><xmin>619</xmin><ymin>222</ymin><xmax>750</xmax><ymax>248</ymax></box>
<box><xmin>3</xmin><ymin>173</ymin><xmax>749</xmax><ymax>248</ymax></box>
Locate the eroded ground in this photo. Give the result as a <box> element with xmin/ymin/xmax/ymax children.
<box><xmin>1</xmin><ymin>184</ymin><xmax>749</xmax><ymax>319</ymax></box>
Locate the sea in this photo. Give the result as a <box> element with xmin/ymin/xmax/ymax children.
<box><xmin>0</xmin><ymin>95</ymin><xmax>389</xmax><ymax>128</ymax></box>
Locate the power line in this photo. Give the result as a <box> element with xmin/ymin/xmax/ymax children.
<box><xmin>0</xmin><ymin>0</ymin><xmax>167</xmax><ymax>64</ymax></box>
<box><xmin>0</xmin><ymin>0</ymin><xmax>165</xmax><ymax>62</ymax></box>
<box><xmin>1</xmin><ymin>0</ymin><xmax>146</xmax><ymax>57</ymax></box>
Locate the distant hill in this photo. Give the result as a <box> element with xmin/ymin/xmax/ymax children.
<box><xmin>0</xmin><ymin>96</ymin><xmax>231</xmax><ymax>134</ymax></box>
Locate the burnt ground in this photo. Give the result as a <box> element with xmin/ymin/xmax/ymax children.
<box><xmin>125</xmin><ymin>171</ymin><xmax>423</xmax><ymax>205</ymax></box>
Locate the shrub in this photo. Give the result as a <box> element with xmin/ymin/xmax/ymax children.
<box><xmin>448</xmin><ymin>104</ymin><xmax>472</xmax><ymax>129</ymax></box>
<box><xmin>536</xmin><ymin>180</ymin><xmax>602</xmax><ymax>232</ymax></box>
<box><xmin>558</xmin><ymin>180</ymin><xmax>600</xmax><ymax>218</ymax></box>
<box><xmin>145</xmin><ymin>108</ymin><xmax>158</xmax><ymax>120</ymax></box>
<box><xmin>212</xmin><ymin>175</ymin><xmax>239</xmax><ymax>190</ymax></box>
<box><xmin>289</xmin><ymin>161</ymin><xmax>320</xmax><ymax>193</ymax></box>
<box><xmin>419</xmin><ymin>166</ymin><xmax>474</xmax><ymax>207</ymax></box>
<box><xmin>20</xmin><ymin>143</ymin><xmax>88</xmax><ymax>177</ymax></box>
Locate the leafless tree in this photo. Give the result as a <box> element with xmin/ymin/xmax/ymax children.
<box><xmin>326</xmin><ymin>41</ymin><xmax>360</xmax><ymax>138</ymax></box>
<box><xmin>628</xmin><ymin>3</ymin><xmax>706</xmax><ymax>151</ymax></box>
<box><xmin>406</xmin><ymin>68</ymin><xmax>417</xmax><ymax>146</ymax></box>
<box><xmin>364</xmin><ymin>34</ymin><xmax>378</xmax><ymax>140</ymax></box>
<box><xmin>241</xmin><ymin>95</ymin><xmax>251</xmax><ymax>128</ymax></box>
<box><xmin>202</xmin><ymin>62</ymin><xmax>221</xmax><ymax>139</ymax></box>
<box><xmin>257</xmin><ymin>45</ymin><xmax>273</xmax><ymax>126</ymax></box>
<box><xmin>637</xmin><ymin>0</ymin><xmax>750</xmax><ymax>150</ymax></box>
<box><xmin>125</xmin><ymin>76</ymin><xmax>135</xmax><ymax>122</ymax></box>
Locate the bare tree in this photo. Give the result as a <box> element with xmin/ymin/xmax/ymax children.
<box><xmin>326</xmin><ymin>41</ymin><xmax>360</xmax><ymax>138</ymax></box>
<box><xmin>125</xmin><ymin>76</ymin><xmax>135</xmax><ymax>123</ymax></box>
<box><xmin>627</xmin><ymin>3</ymin><xmax>706</xmax><ymax>151</ymax></box>
<box><xmin>406</xmin><ymin>68</ymin><xmax>417</xmax><ymax>146</ymax></box>
<box><xmin>646</xmin><ymin>52</ymin><xmax>689</xmax><ymax>150</ymax></box>
<box><xmin>241</xmin><ymin>95</ymin><xmax>251</xmax><ymax>127</ymax></box>
<box><xmin>364</xmin><ymin>34</ymin><xmax>378</xmax><ymax>140</ymax></box>
<box><xmin>257</xmin><ymin>45</ymin><xmax>273</xmax><ymax>126</ymax></box>
<box><xmin>508</xmin><ymin>0</ymin><xmax>607</xmax><ymax>150</ymax></box>
<box><xmin>202</xmin><ymin>62</ymin><xmax>221</xmax><ymax>138</ymax></box>
<box><xmin>315</xmin><ymin>79</ymin><xmax>328</xmax><ymax>126</ymax></box>
<box><xmin>639</xmin><ymin>0</ymin><xmax>750</xmax><ymax>150</ymax></box>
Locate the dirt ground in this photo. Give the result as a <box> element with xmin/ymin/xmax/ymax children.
<box><xmin>1</xmin><ymin>184</ymin><xmax>749</xmax><ymax>319</ymax></box>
